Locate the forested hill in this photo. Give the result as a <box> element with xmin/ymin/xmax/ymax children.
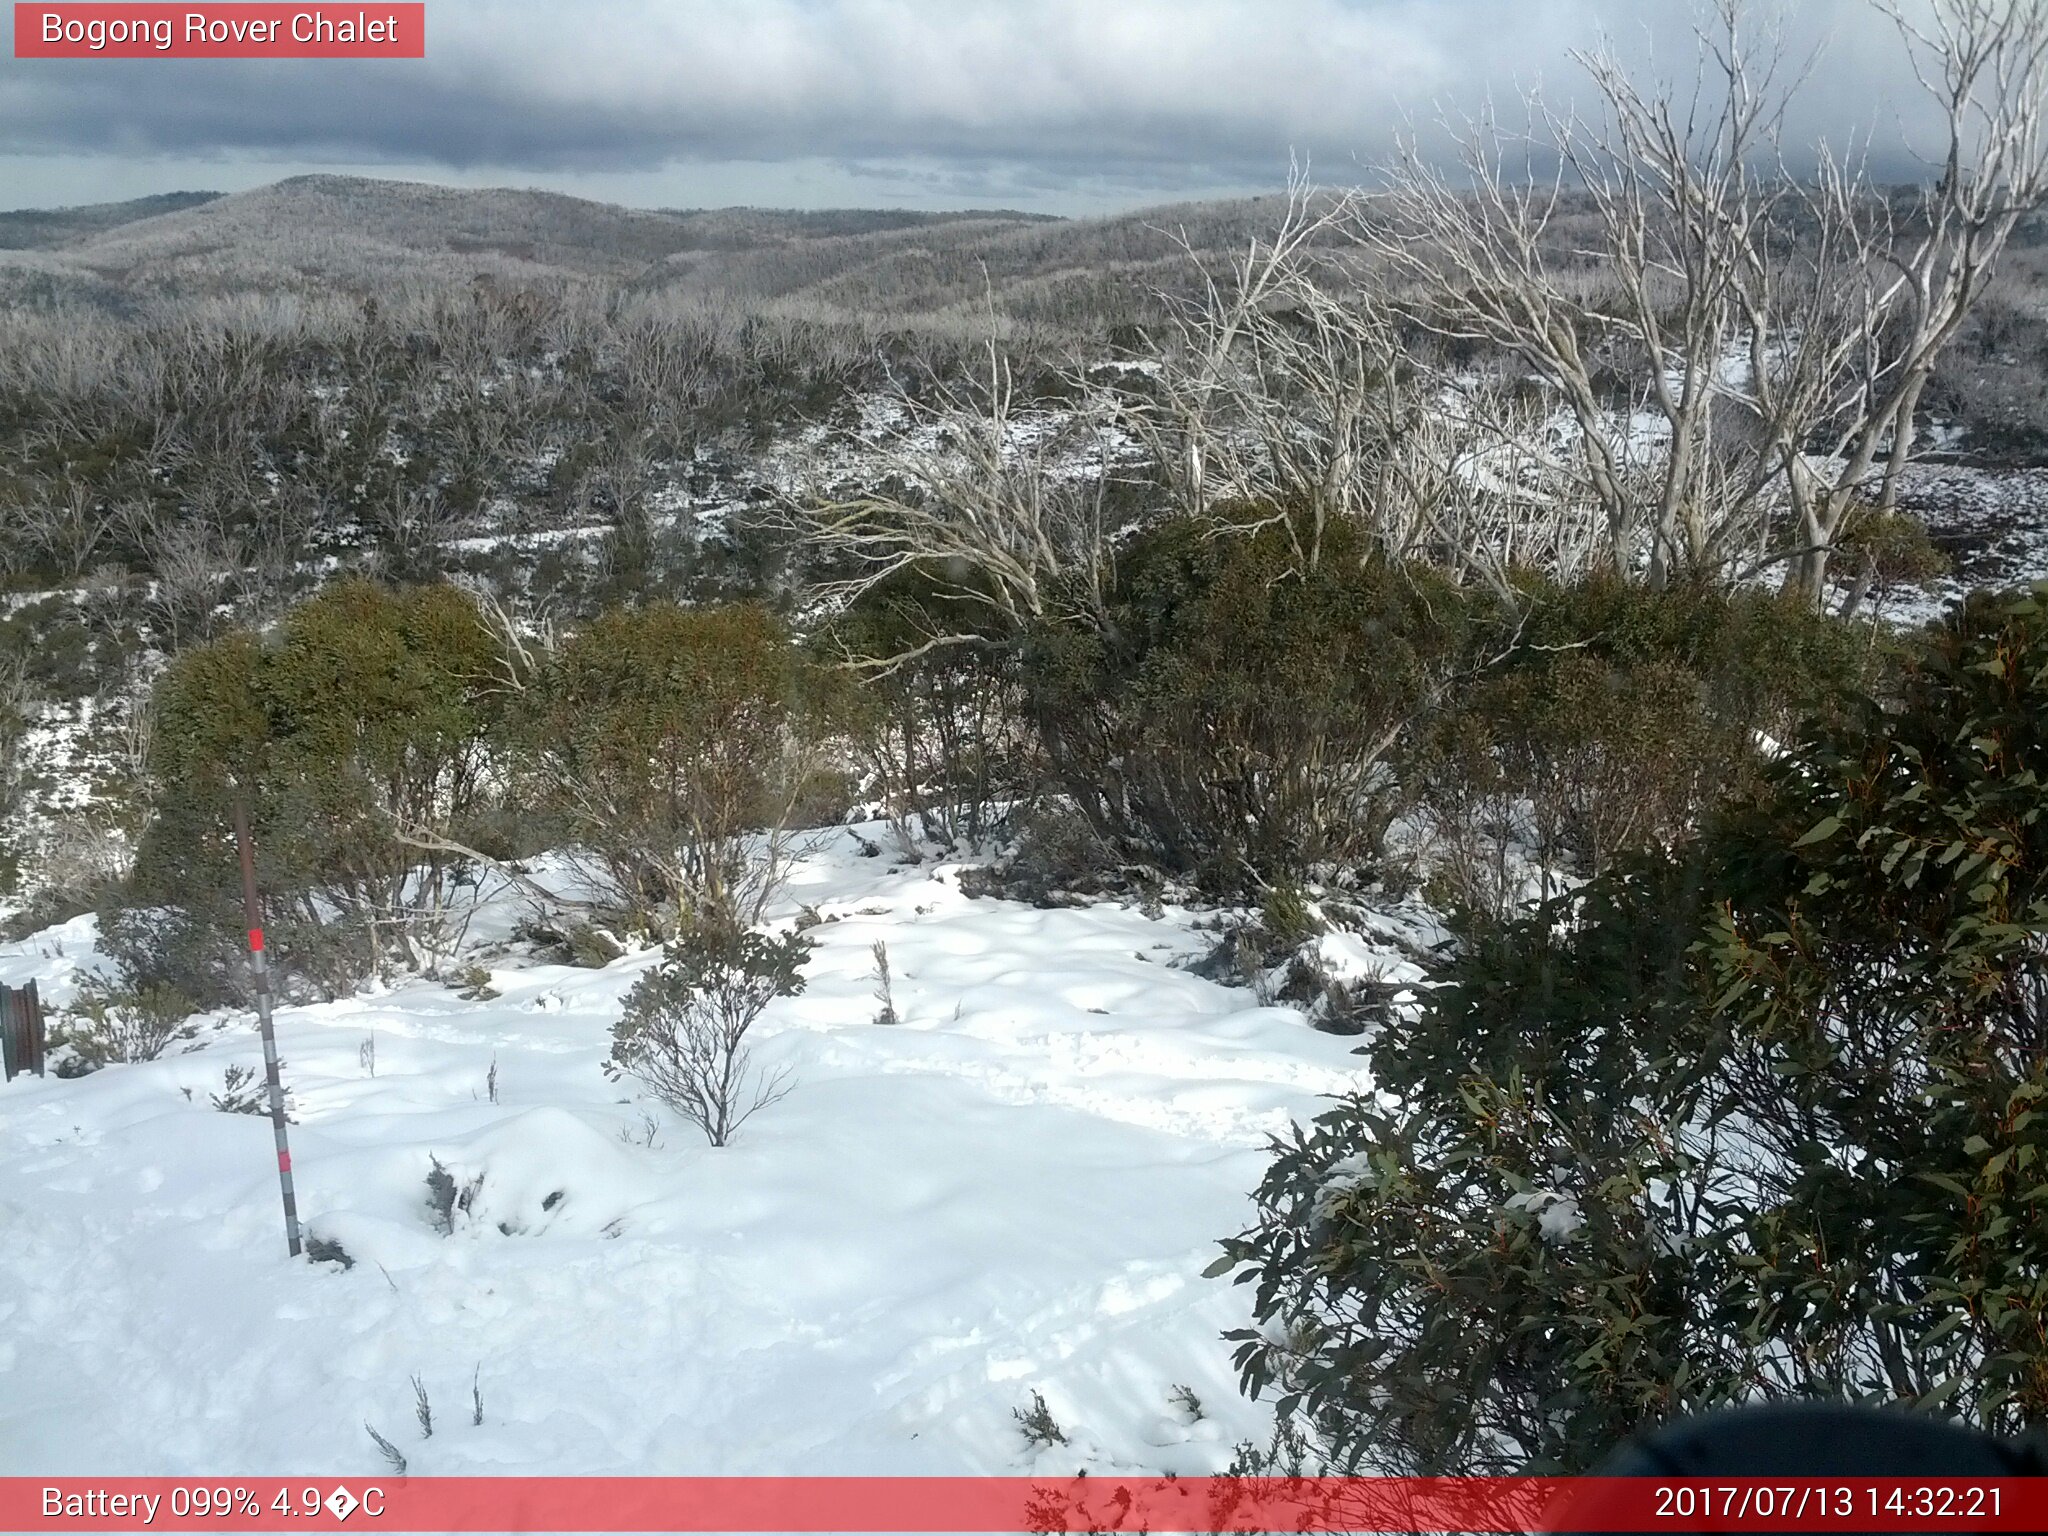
<box><xmin>0</xmin><ymin>173</ymin><xmax>1295</xmax><ymax>322</ymax></box>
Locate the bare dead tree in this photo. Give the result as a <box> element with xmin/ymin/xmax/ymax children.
<box><xmin>585</xmin><ymin>429</ymin><xmax>663</xmax><ymax>588</ymax></box>
<box><xmin>0</xmin><ymin>654</ymin><xmax>31</xmax><ymax>825</ymax></box>
<box><xmin>363</xmin><ymin>483</ymin><xmax>465</xmax><ymax>580</ymax></box>
<box><xmin>1779</xmin><ymin>0</ymin><xmax>2048</xmax><ymax>591</ymax></box>
<box><xmin>234</xmin><ymin>485</ymin><xmax>321</xmax><ymax>626</ymax></box>
<box><xmin>459</xmin><ymin>586</ymin><xmax>563</xmax><ymax>694</ymax></box>
<box><xmin>787</xmin><ymin>335</ymin><xmax>1121</xmax><ymax>669</ymax></box>
<box><xmin>117</xmin><ymin>497</ymin><xmax>239</xmax><ymax>650</ymax></box>
<box><xmin>107</xmin><ymin>688</ymin><xmax>153</xmax><ymax>798</ymax></box>
<box><xmin>1381</xmin><ymin>370</ymin><xmax>1615</xmax><ymax>596</ymax></box>
<box><xmin>1108</xmin><ymin>172</ymin><xmax>1365</xmax><ymax>560</ymax></box>
<box><xmin>15</xmin><ymin>477</ymin><xmax>111</xmax><ymax>580</ymax></box>
<box><xmin>1101</xmin><ymin>168</ymin><xmax>1612</xmax><ymax>597</ymax></box>
<box><xmin>609</xmin><ymin>307</ymin><xmax>723</xmax><ymax>450</ymax></box>
<box><xmin>1362</xmin><ymin>2</ymin><xmax>1807</xmax><ymax>587</ymax></box>
<box><xmin>1363</xmin><ymin>0</ymin><xmax>2048</xmax><ymax>599</ymax></box>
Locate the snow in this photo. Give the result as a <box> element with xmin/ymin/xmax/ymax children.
<box><xmin>1872</xmin><ymin>463</ymin><xmax>2048</xmax><ymax>627</ymax></box>
<box><xmin>1313</xmin><ymin>931</ymin><xmax>1426</xmax><ymax>991</ymax></box>
<box><xmin>0</xmin><ymin>826</ymin><xmax>1369</xmax><ymax>1477</ymax></box>
<box><xmin>1504</xmin><ymin>1189</ymin><xmax>1587</xmax><ymax>1244</ymax></box>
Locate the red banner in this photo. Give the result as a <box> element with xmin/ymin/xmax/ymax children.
<box><xmin>2</xmin><ymin>1476</ymin><xmax>2043</xmax><ymax>1532</ymax></box>
<box><xmin>13</xmin><ymin>5</ymin><xmax>424</xmax><ymax>58</ymax></box>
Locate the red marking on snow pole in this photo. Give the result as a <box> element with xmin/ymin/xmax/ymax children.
<box><xmin>234</xmin><ymin>794</ymin><xmax>303</xmax><ymax>1259</ymax></box>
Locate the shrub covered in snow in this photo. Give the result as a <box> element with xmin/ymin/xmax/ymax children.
<box><xmin>605</xmin><ymin>920</ymin><xmax>812</xmax><ymax>1146</ymax></box>
<box><xmin>53</xmin><ymin>979</ymin><xmax>196</xmax><ymax>1069</ymax></box>
<box><xmin>1012</xmin><ymin>1389</ymin><xmax>1069</xmax><ymax>1450</ymax></box>
<box><xmin>424</xmin><ymin>1155</ymin><xmax>484</xmax><ymax>1235</ymax></box>
<box><xmin>1218</xmin><ymin>583</ymin><xmax>2048</xmax><ymax>1473</ymax></box>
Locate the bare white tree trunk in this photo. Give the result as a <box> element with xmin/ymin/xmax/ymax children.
<box><xmin>1361</xmin><ymin>0</ymin><xmax>2048</xmax><ymax>602</ymax></box>
<box><xmin>785</xmin><ymin>335</ymin><xmax>1120</xmax><ymax>666</ymax></box>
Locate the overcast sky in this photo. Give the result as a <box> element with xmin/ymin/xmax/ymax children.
<box><xmin>0</xmin><ymin>1</ymin><xmax>1939</xmax><ymax>215</ymax></box>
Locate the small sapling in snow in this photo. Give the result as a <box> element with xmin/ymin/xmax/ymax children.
<box><xmin>871</xmin><ymin>939</ymin><xmax>899</xmax><ymax>1026</ymax></box>
<box><xmin>209</xmin><ymin>1062</ymin><xmax>268</xmax><ymax>1114</ymax></box>
<box><xmin>1013</xmin><ymin>1390</ymin><xmax>1069</xmax><ymax>1449</ymax></box>
<box><xmin>454</xmin><ymin>963</ymin><xmax>500</xmax><ymax>1001</ymax></box>
<box><xmin>364</xmin><ymin>1422</ymin><xmax>407</xmax><ymax>1475</ymax></box>
<box><xmin>606</xmin><ymin>920</ymin><xmax>811</xmax><ymax>1147</ymax></box>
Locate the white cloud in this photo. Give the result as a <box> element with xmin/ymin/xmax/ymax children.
<box><xmin>0</xmin><ymin>0</ymin><xmax>1944</xmax><ymax>210</ymax></box>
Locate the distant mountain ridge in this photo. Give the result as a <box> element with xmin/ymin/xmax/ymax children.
<box><xmin>0</xmin><ymin>190</ymin><xmax>223</xmax><ymax>250</ymax></box>
<box><xmin>0</xmin><ymin>174</ymin><xmax>1078</xmax><ymax>306</ymax></box>
<box><xmin>0</xmin><ymin>173</ymin><xmax>1289</xmax><ymax>321</ymax></box>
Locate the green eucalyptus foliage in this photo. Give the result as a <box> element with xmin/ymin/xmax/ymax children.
<box><xmin>514</xmin><ymin>601</ymin><xmax>834</xmax><ymax>931</ymax></box>
<box><xmin>1416</xmin><ymin>575</ymin><xmax>1877</xmax><ymax>914</ymax></box>
<box><xmin>1216</xmin><ymin>583</ymin><xmax>2048</xmax><ymax>1472</ymax></box>
<box><xmin>1023</xmin><ymin>515</ymin><xmax>1481</xmax><ymax>894</ymax></box>
<box><xmin>1016</xmin><ymin>515</ymin><xmax>1871</xmax><ymax>903</ymax></box>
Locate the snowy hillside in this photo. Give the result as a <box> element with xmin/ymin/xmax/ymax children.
<box><xmin>0</xmin><ymin>827</ymin><xmax>1399</xmax><ymax>1477</ymax></box>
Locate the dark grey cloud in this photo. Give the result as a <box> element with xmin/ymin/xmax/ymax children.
<box><xmin>0</xmin><ymin>1</ymin><xmax>1950</xmax><ymax>210</ymax></box>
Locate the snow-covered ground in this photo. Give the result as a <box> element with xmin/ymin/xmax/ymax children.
<box><xmin>0</xmin><ymin>827</ymin><xmax>1383</xmax><ymax>1478</ymax></box>
<box><xmin>1882</xmin><ymin>463</ymin><xmax>2048</xmax><ymax>625</ymax></box>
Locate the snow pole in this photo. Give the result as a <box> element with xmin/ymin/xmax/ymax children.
<box><xmin>234</xmin><ymin>795</ymin><xmax>304</xmax><ymax>1258</ymax></box>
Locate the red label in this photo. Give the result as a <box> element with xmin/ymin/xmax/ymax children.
<box><xmin>0</xmin><ymin>1478</ymin><xmax>2042</xmax><ymax>1532</ymax></box>
<box><xmin>276</xmin><ymin>1149</ymin><xmax>291</xmax><ymax>1172</ymax></box>
<box><xmin>246</xmin><ymin>926</ymin><xmax>264</xmax><ymax>952</ymax></box>
<box><xmin>14</xmin><ymin>5</ymin><xmax>425</xmax><ymax>58</ymax></box>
